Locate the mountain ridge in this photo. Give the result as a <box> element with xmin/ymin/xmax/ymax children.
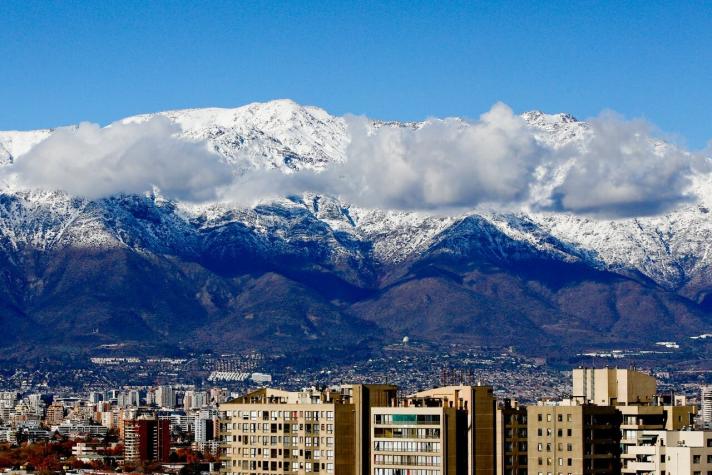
<box><xmin>0</xmin><ymin>100</ymin><xmax>710</xmax><ymax>360</ymax></box>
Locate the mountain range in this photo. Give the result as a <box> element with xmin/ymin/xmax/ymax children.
<box><xmin>0</xmin><ymin>99</ymin><xmax>710</xmax><ymax>362</ymax></box>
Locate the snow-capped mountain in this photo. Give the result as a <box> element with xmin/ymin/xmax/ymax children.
<box><xmin>122</xmin><ymin>99</ymin><xmax>349</xmax><ymax>171</ymax></box>
<box><xmin>0</xmin><ymin>99</ymin><xmax>709</xmax><ymax>358</ymax></box>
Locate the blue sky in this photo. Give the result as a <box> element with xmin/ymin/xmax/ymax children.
<box><xmin>1</xmin><ymin>1</ymin><xmax>710</xmax><ymax>148</ymax></box>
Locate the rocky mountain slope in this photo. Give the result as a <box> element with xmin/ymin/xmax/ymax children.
<box><xmin>0</xmin><ymin>100</ymin><xmax>710</xmax><ymax>361</ymax></box>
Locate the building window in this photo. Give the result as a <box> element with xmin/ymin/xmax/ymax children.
<box><xmin>693</xmin><ymin>455</ymin><xmax>701</xmax><ymax>464</ymax></box>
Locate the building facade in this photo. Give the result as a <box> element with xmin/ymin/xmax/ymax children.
<box><xmin>123</xmin><ymin>416</ymin><xmax>171</xmax><ymax>463</ymax></box>
<box><xmin>220</xmin><ymin>387</ymin><xmax>378</xmax><ymax>475</ymax></box>
<box><xmin>496</xmin><ymin>400</ymin><xmax>527</xmax><ymax>475</ymax></box>
<box><xmin>411</xmin><ymin>385</ymin><xmax>496</xmax><ymax>475</ymax></box>
<box><xmin>527</xmin><ymin>402</ymin><xmax>622</xmax><ymax>475</ymax></box>
<box><xmin>371</xmin><ymin>405</ymin><xmax>457</xmax><ymax>475</ymax></box>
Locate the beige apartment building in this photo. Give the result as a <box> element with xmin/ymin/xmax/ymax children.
<box><xmin>527</xmin><ymin>401</ymin><xmax>622</xmax><ymax>475</ymax></box>
<box><xmin>219</xmin><ymin>385</ymin><xmax>396</xmax><ymax>475</ymax></box>
<box><xmin>572</xmin><ymin>368</ymin><xmax>657</xmax><ymax>406</ymax></box>
<box><xmin>220</xmin><ymin>384</ymin><xmax>495</xmax><ymax>475</ymax></box>
<box><xmin>572</xmin><ymin>367</ymin><xmax>697</xmax><ymax>473</ymax></box>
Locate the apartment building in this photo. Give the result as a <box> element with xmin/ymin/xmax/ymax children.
<box><xmin>623</xmin><ymin>429</ymin><xmax>712</xmax><ymax>475</ymax></box>
<box><xmin>371</xmin><ymin>404</ymin><xmax>457</xmax><ymax>475</ymax></box>
<box><xmin>496</xmin><ymin>399</ymin><xmax>527</xmax><ymax>475</ymax></box>
<box><xmin>573</xmin><ymin>368</ymin><xmax>656</xmax><ymax>406</ymax></box>
<box><xmin>412</xmin><ymin>385</ymin><xmax>496</xmax><ymax>475</ymax></box>
<box><xmin>341</xmin><ymin>384</ymin><xmax>398</xmax><ymax>475</ymax></box>
<box><xmin>702</xmin><ymin>386</ymin><xmax>712</xmax><ymax>429</ymax></box>
<box><xmin>571</xmin><ymin>368</ymin><xmax>697</xmax><ymax>473</ymax></box>
<box><xmin>220</xmin><ymin>385</ymin><xmax>396</xmax><ymax>475</ymax></box>
<box><xmin>527</xmin><ymin>401</ymin><xmax>622</xmax><ymax>475</ymax></box>
<box><xmin>44</xmin><ymin>401</ymin><xmax>65</xmax><ymax>426</ymax></box>
<box><xmin>123</xmin><ymin>415</ymin><xmax>171</xmax><ymax>463</ymax></box>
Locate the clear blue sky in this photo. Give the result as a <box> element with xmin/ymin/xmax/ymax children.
<box><xmin>2</xmin><ymin>0</ymin><xmax>710</xmax><ymax>147</ymax></box>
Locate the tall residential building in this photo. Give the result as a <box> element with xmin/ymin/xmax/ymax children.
<box><xmin>219</xmin><ymin>384</ymin><xmax>496</xmax><ymax>475</ymax></box>
<box><xmin>340</xmin><ymin>384</ymin><xmax>398</xmax><ymax>475</ymax></box>
<box><xmin>45</xmin><ymin>401</ymin><xmax>65</xmax><ymax>426</ymax></box>
<box><xmin>185</xmin><ymin>390</ymin><xmax>209</xmax><ymax>411</ymax></box>
<box><xmin>571</xmin><ymin>368</ymin><xmax>697</xmax><ymax>473</ymax></box>
<box><xmin>221</xmin><ymin>386</ymin><xmax>382</xmax><ymax>475</ymax></box>
<box><xmin>496</xmin><ymin>399</ymin><xmax>527</xmax><ymax>475</ymax></box>
<box><xmin>527</xmin><ymin>402</ymin><xmax>622</xmax><ymax>475</ymax></box>
<box><xmin>26</xmin><ymin>394</ymin><xmax>45</xmax><ymax>415</ymax></box>
<box><xmin>0</xmin><ymin>391</ymin><xmax>18</xmax><ymax>409</ymax></box>
<box><xmin>411</xmin><ymin>385</ymin><xmax>496</xmax><ymax>475</ymax></box>
<box><xmin>105</xmin><ymin>390</ymin><xmax>120</xmax><ymax>402</ymax></box>
<box><xmin>702</xmin><ymin>386</ymin><xmax>712</xmax><ymax>429</ymax></box>
<box><xmin>123</xmin><ymin>416</ymin><xmax>171</xmax><ymax>463</ymax></box>
<box><xmin>155</xmin><ymin>386</ymin><xmax>176</xmax><ymax>409</ymax></box>
<box><xmin>195</xmin><ymin>416</ymin><xmax>215</xmax><ymax>443</ymax></box>
<box><xmin>618</xmin><ymin>429</ymin><xmax>712</xmax><ymax>475</ymax></box>
<box><xmin>88</xmin><ymin>392</ymin><xmax>103</xmax><ymax>404</ymax></box>
<box><xmin>572</xmin><ymin>368</ymin><xmax>656</xmax><ymax>406</ymax></box>
<box><xmin>117</xmin><ymin>391</ymin><xmax>140</xmax><ymax>408</ymax></box>
<box><xmin>371</xmin><ymin>404</ymin><xmax>458</xmax><ymax>475</ymax></box>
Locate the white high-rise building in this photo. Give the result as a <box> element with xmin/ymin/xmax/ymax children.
<box><xmin>0</xmin><ymin>392</ymin><xmax>17</xmax><ymax>409</ymax></box>
<box><xmin>88</xmin><ymin>392</ymin><xmax>103</xmax><ymax>404</ymax></box>
<box><xmin>155</xmin><ymin>386</ymin><xmax>175</xmax><ymax>408</ymax></box>
<box><xmin>26</xmin><ymin>394</ymin><xmax>45</xmax><ymax>415</ymax></box>
<box><xmin>193</xmin><ymin>415</ymin><xmax>214</xmax><ymax>443</ymax></box>
<box><xmin>702</xmin><ymin>385</ymin><xmax>712</xmax><ymax>429</ymax></box>
<box><xmin>183</xmin><ymin>390</ymin><xmax>207</xmax><ymax>410</ymax></box>
<box><xmin>128</xmin><ymin>390</ymin><xmax>140</xmax><ymax>407</ymax></box>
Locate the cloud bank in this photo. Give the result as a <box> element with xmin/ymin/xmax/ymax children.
<box><xmin>3</xmin><ymin>103</ymin><xmax>708</xmax><ymax>218</ymax></box>
<box><xmin>5</xmin><ymin>117</ymin><xmax>232</xmax><ymax>201</ymax></box>
<box><xmin>548</xmin><ymin>113</ymin><xmax>698</xmax><ymax>217</ymax></box>
<box><xmin>227</xmin><ymin>103</ymin><xmax>705</xmax><ymax>217</ymax></box>
<box><xmin>336</xmin><ymin>104</ymin><xmax>543</xmax><ymax>210</ymax></box>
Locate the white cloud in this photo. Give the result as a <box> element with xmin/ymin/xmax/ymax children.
<box><xmin>2</xmin><ymin>103</ymin><xmax>708</xmax><ymax>219</ymax></box>
<box><xmin>334</xmin><ymin>103</ymin><xmax>543</xmax><ymax>210</ymax></box>
<box><xmin>225</xmin><ymin>103</ymin><xmax>706</xmax><ymax>218</ymax></box>
<box><xmin>547</xmin><ymin>112</ymin><xmax>698</xmax><ymax>216</ymax></box>
<box><xmin>225</xmin><ymin>102</ymin><xmax>547</xmax><ymax>211</ymax></box>
<box><xmin>5</xmin><ymin>117</ymin><xmax>232</xmax><ymax>201</ymax></box>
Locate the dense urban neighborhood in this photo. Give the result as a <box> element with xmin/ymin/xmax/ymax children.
<box><xmin>0</xmin><ymin>366</ymin><xmax>711</xmax><ymax>474</ymax></box>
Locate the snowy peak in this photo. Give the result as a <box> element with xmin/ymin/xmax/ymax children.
<box><xmin>521</xmin><ymin>110</ymin><xmax>579</xmax><ymax>125</ymax></box>
<box><xmin>121</xmin><ymin>99</ymin><xmax>349</xmax><ymax>171</ymax></box>
<box><xmin>0</xmin><ymin>129</ymin><xmax>54</xmax><ymax>164</ymax></box>
<box><xmin>521</xmin><ymin>110</ymin><xmax>590</xmax><ymax>148</ymax></box>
